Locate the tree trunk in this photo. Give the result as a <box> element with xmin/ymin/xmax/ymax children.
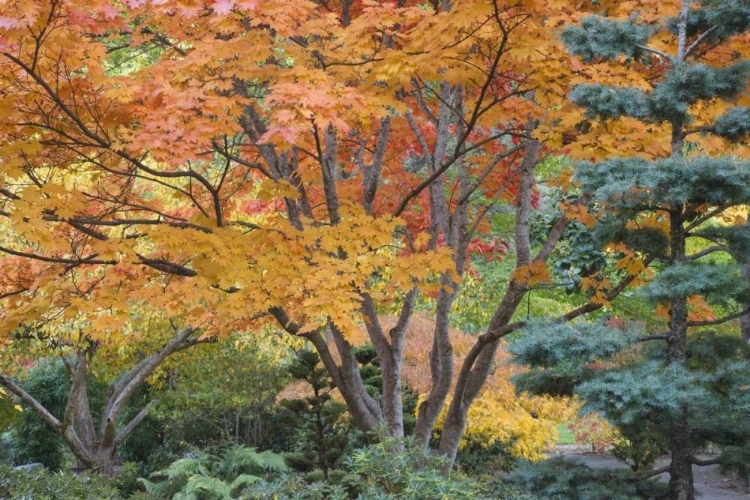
<box><xmin>436</xmin><ymin>134</ymin><xmax>539</xmax><ymax>469</ymax></box>
<box><xmin>667</xmin><ymin>205</ymin><xmax>695</xmax><ymax>500</ymax></box>
<box><xmin>666</xmin><ymin>13</ymin><xmax>695</xmax><ymax>495</ymax></box>
<box><xmin>437</xmin><ymin>282</ymin><xmax>527</xmax><ymax>467</ymax></box>
<box><xmin>360</xmin><ymin>291</ymin><xmax>416</xmax><ymax>439</ymax></box>
<box><xmin>0</xmin><ymin>326</ymin><xmax>200</xmax><ymax>477</ymax></box>
<box><xmin>94</xmin><ymin>446</ymin><xmax>117</xmax><ymax>477</ymax></box>
<box><xmin>741</xmin><ymin>221</ymin><xmax>750</xmax><ymax>345</ymax></box>
<box><xmin>305</xmin><ymin>328</ymin><xmax>384</xmax><ymax>436</ymax></box>
<box><xmin>668</xmin><ymin>407</ymin><xmax>695</xmax><ymax>500</ymax></box>
<box><xmin>412</xmin><ymin>283</ymin><xmax>457</xmax><ymax>448</ymax></box>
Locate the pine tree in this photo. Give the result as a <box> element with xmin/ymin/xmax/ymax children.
<box><xmin>278</xmin><ymin>350</ymin><xmax>350</xmax><ymax>479</ymax></box>
<box><xmin>515</xmin><ymin>2</ymin><xmax>750</xmax><ymax>500</ymax></box>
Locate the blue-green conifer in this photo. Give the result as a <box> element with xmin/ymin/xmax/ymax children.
<box><xmin>516</xmin><ymin>2</ymin><xmax>750</xmax><ymax>499</ymax></box>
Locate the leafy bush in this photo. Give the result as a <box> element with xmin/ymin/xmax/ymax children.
<box><xmin>244</xmin><ymin>474</ymin><xmax>352</xmax><ymax>500</ymax></box>
<box><xmin>117</xmin><ymin>386</ymin><xmax>168</xmax><ymax>466</ymax></box>
<box><xmin>567</xmin><ymin>413</ymin><xmax>618</xmax><ymax>454</ymax></box>
<box><xmin>0</xmin><ymin>430</ymin><xmax>15</xmax><ymax>465</ymax></box>
<box><xmin>149</xmin><ymin>333</ymin><xmax>292</xmax><ymax>455</ymax></box>
<box><xmin>114</xmin><ymin>461</ymin><xmax>146</xmax><ymax>498</ymax></box>
<box><xmin>455</xmin><ymin>439</ymin><xmax>516</xmax><ymax>473</ymax></box>
<box><xmin>0</xmin><ymin>464</ymin><xmax>120</xmax><ymax>499</ymax></box>
<box><xmin>139</xmin><ymin>445</ymin><xmax>287</xmax><ymax>499</ymax></box>
<box><xmin>246</xmin><ymin>436</ymin><xmax>533</xmax><ymax>500</ymax></box>
<box><xmin>344</xmin><ymin>436</ymin><xmax>501</xmax><ymax>499</ymax></box>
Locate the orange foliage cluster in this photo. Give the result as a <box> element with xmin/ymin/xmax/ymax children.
<box><xmin>0</xmin><ymin>0</ymin><xmax>584</xmax><ymax>343</ymax></box>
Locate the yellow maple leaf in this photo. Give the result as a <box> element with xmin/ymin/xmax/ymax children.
<box><xmin>512</xmin><ymin>261</ymin><xmax>552</xmax><ymax>286</ymax></box>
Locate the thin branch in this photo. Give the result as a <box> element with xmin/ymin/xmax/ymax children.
<box><xmin>115</xmin><ymin>399</ymin><xmax>159</xmax><ymax>444</ymax></box>
<box><xmin>142</xmin><ymin>26</ymin><xmax>188</xmax><ymax>57</ymax></box>
<box><xmin>562</xmin><ymin>256</ymin><xmax>656</xmax><ymax>322</ymax></box>
<box><xmin>456</xmin><ymin>143</ymin><xmax>525</xmax><ymax>207</ymax></box>
<box><xmin>394</xmin><ymin>131</ymin><xmax>521</xmax><ymax>216</ymax></box>
<box><xmin>3</xmin><ymin>52</ymin><xmax>108</xmax><ymax>147</ymax></box>
<box><xmin>684</xmin><ymin>25</ymin><xmax>719</xmax><ymax>59</ymax></box>
<box><xmin>686</xmin><ymin>205</ymin><xmax>730</xmax><ymax>231</ymax></box>
<box><xmin>631</xmin><ymin>465</ymin><xmax>671</xmax><ymax>482</ymax></box>
<box><xmin>0</xmin><ymin>245</ymin><xmax>112</xmax><ymax>265</ymax></box>
<box><xmin>686</xmin><ymin>245</ymin><xmax>725</xmax><ymax>260</ymax></box>
<box><xmin>0</xmin><ymin>373</ymin><xmax>62</xmax><ymax>431</ymax></box>
<box><xmin>636</xmin><ymin>44</ymin><xmax>675</xmax><ymax>62</ymax></box>
<box><xmin>688</xmin><ymin>307</ymin><xmax>750</xmax><ymax>327</ymax></box>
<box><xmin>135</xmin><ymin>253</ymin><xmax>197</xmax><ymax>277</ymax></box>
<box><xmin>212</xmin><ymin>140</ymin><xmax>274</xmax><ymax>179</ymax></box>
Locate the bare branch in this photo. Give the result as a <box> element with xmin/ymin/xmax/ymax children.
<box><xmin>688</xmin><ymin>307</ymin><xmax>750</xmax><ymax>327</ymax></box>
<box><xmin>684</xmin><ymin>25</ymin><xmax>719</xmax><ymax>59</ymax></box>
<box><xmin>631</xmin><ymin>465</ymin><xmax>671</xmax><ymax>482</ymax></box>
<box><xmin>636</xmin><ymin>44</ymin><xmax>675</xmax><ymax>62</ymax></box>
<box><xmin>115</xmin><ymin>399</ymin><xmax>159</xmax><ymax>444</ymax></box>
<box><xmin>0</xmin><ymin>373</ymin><xmax>62</xmax><ymax>431</ymax></box>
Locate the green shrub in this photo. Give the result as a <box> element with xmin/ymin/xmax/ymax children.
<box><xmin>0</xmin><ymin>464</ymin><xmax>120</xmax><ymax>499</ymax></box>
<box><xmin>0</xmin><ymin>430</ymin><xmax>15</xmax><ymax>465</ymax></box>
<box><xmin>9</xmin><ymin>359</ymin><xmax>69</xmax><ymax>470</ymax></box>
<box><xmin>139</xmin><ymin>445</ymin><xmax>287</xmax><ymax>499</ymax></box>
<box><xmin>278</xmin><ymin>350</ymin><xmax>350</xmax><ymax>477</ymax></box>
<box><xmin>115</xmin><ymin>461</ymin><xmax>146</xmax><ymax>498</ymax></box>
<box><xmin>244</xmin><ymin>474</ymin><xmax>351</xmax><ymax>500</ymax></box>
<box><xmin>344</xmin><ymin>436</ymin><xmax>501</xmax><ymax>500</ymax></box>
<box><xmin>246</xmin><ymin>436</ymin><xmax>534</xmax><ymax>500</ymax></box>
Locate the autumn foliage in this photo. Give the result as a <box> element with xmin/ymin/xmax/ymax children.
<box><xmin>0</xmin><ymin>0</ymin><xmax>655</xmax><ymax>475</ymax></box>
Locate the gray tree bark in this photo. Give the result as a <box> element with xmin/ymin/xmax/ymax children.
<box><xmin>0</xmin><ymin>325</ymin><xmax>200</xmax><ymax>476</ymax></box>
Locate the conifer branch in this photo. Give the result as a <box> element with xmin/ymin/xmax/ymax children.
<box><xmin>685</xmin><ymin>245</ymin><xmax>725</xmax><ymax>260</ymax></box>
<box><xmin>684</xmin><ymin>26</ymin><xmax>719</xmax><ymax>59</ymax></box>
<box><xmin>691</xmin><ymin>456</ymin><xmax>721</xmax><ymax>466</ymax></box>
<box><xmin>637</xmin><ymin>334</ymin><xmax>669</xmax><ymax>342</ymax></box>
<box><xmin>682</xmin><ymin>125</ymin><xmax>714</xmax><ymax>137</ymax></box>
<box><xmin>686</xmin><ymin>205</ymin><xmax>730</xmax><ymax>231</ymax></box>
<box><xmin>630</xmin><ymin>464</ymin><xmax>671</xmax><ymax>481</ymax></box>
<box><xmin>687</xmin><ymin>307</ymin><xmax>750</xmax><ymax>327</ymax></box>
<box><xmin>636</xmin><ymin>45</ymin><xmax>674</xmax><ymax>62</ymax></box>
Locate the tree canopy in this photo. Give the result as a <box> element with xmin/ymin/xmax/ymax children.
<box><xmin>0</xmin><ymin>2</ymin><xmax>749</xmax><ymax>498</ymax></box>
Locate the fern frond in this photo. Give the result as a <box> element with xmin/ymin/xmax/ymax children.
<box><xmin>161</xmin><ymin>456</ymin><xmax>211</xmax><ymax>481</ymax></box>
<box><xmin>183</xmin><ymin>475</ymin><xmax>233</xmax><ymax>500</ymax></box>
<box><xmin>229</xmin><ymin>473</ymin><xmax>263</xmax><ymax>492</ymax></box>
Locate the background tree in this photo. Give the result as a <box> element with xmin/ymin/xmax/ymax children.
<box><xmin>150</xmin><ymin>331</ymin><xmax>292</xmax><ymax>453</ymax></box>
<box><xmin>0</xmin><ymin>321</ymin><xmax>207</xmax><ymax>475</ymax></box>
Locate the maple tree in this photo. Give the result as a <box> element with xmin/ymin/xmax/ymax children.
<box><xmin>0</xmin><ymin>0</ymin><xmax>644</xmax><ymax>474</ymax></box>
